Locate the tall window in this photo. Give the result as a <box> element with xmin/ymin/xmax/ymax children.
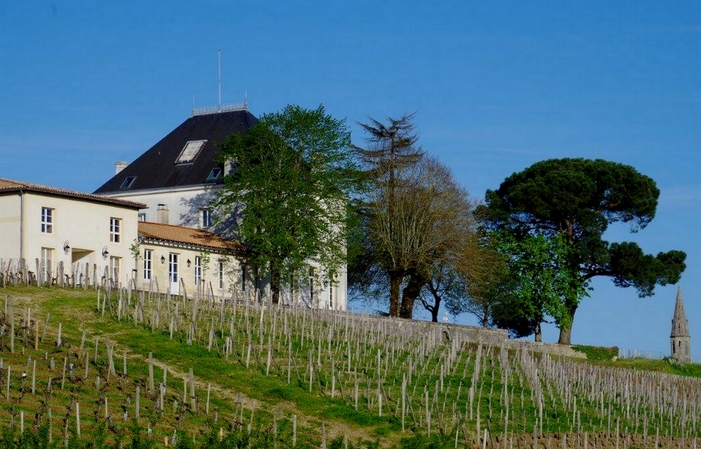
<box><xmin>309</xmin><ymin>267</ymin><xmax>316</xmax><ymax>305</ymax></box>
<box><xmin>110</xmin><ymin>217</ymin><xmax>121</xmax><ymax>243</ymax></box>
<box><xmin>40</xmin><ymin>247</ymin><xmax>53</xmax><ymax>282</ymax></box>
<box><xmin>194</xmin><ymin>256</ymin><xmax>202</xmax><ymax>285</ymax></box>
<box><xmin>143</xmin><ymin>249</ymin><xmax>152</xmax><ymax>280</ymax></box>
<box><xmin>241</xmin><ymin>265</ymin><xmax>246</xmax><ymax>291</ymax></box>
<box><xmin>41</xmin><ymin>207</ymin><xmax>53</xmax><ymax>233</ymax></box>
<box><xmin>138</xmin><ymin>213</ymin><xmax>146</xmax><ymax>222</ymax></box>
<box><xmin>109</xmin><ymin>256</ymin><xmax>120</xmax><ymax>284</ymax></box>
<box><xmin>169</xmin><ymin>254</ymin><xmax>178</xmax><ymax>283</ymax></box>
<box><xmin>201</xmin><ymin>209</ymin><xmax>212</xmax><ymax>228</ymax></box>
<box><xmin>218</xmin><ymin>261</ymin><xmax>224</xmax><ymax>289</ymax></box>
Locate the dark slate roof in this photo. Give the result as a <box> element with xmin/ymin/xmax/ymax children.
<box><xmin>94</xmin><ymin>109</ymin><xmax>258</xmax><ymax>194</ymax></box>
<box><xmin>0</xmin><ymin>179</ymin><xmax>145</xmax><ymax>209</ymax></box>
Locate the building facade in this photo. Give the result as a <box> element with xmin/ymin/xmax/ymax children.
<box><xmin>0</xmin><ymin>179</ymin><xmax>143</xmax><ymax>286</ymax></box>
<box><xmin>94</xmin><ymin>106</ymin><xmax>347</xmax><ymax>310</ymax></box>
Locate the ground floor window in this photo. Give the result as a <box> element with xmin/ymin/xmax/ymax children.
<box><xmin>109</xmin><ymin>256</ymin><xmax>121</xmax><ymax>284</ymax></box>
<box><xmin>40</xmin><ymin>247</ymin><xmax>53</xmax><ymax>283</ymax></box>
<box><xmin>218</xmin><ymin>261</ymin><xmax>224</xmax><ymax>289</ymax></box>
<box><xmin>195</xmin><ymin>256</ymin><xmax>202</xmax><ymax>285</ymax></box>
<box><xmin>143</xmin><ymin>249</ymin><xmax>152</xmax><ymax>280</ymax></box>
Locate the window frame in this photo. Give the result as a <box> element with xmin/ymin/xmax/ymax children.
<box><xmin>110</xmin><ymin>217</ymin><xmax>121</xmax><ymax>243</ymax></box>
<box><xmin>120</xmin><ymin>176</ymin><xmax>136</xmax><ymax>189</ymax></box>
<box><xmin>109</xmin><ymin>256</ymin><xmax>120</xmax><ymax>284</ymax></box>
<box><xmin>201</xmin><ymin>208</ymin><xmax>212</xmax><ymax>228</ymax></box>
<box><xmin>176</xmin><ymin>140</ymin><xmax>207</xmax><ymax>164</ymax></box>
<box><xmin>206</xmin><ymin>168</ymin><xmax>222</xmax><ymax>182</ymax></box>
<box><xmin>41</xmin><ymin>247</ymin><xmax>53</xmax><ymax>282</ymax></box>
<box><xmin>143</xmin><ymin>249</ymin><xmax>152</xmax><ymax>280</ymax></box>
<box><xmin>195</xmin><ymin>256</ymin><xmax>202</xmax><ymax>286</ymax></box>
<box><xmin>41</xmin><ymin>207</ymin><xmax>53</xmax><ymax>234</ymax></box>
<box><xmin>218</xmin><ymin>261</ymin><xmax>224</xmax><ymax>289</ymax></box>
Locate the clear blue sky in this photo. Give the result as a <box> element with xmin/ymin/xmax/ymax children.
<box><xmin>2</xmin><ymin>1</ymin><xmax>700</xmax><ymax>359</ymax></box>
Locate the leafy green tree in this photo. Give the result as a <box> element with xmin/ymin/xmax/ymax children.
<box><xmin>490</xmin><ymin>232</ymin><xmax>583</xmax><ymax>341</ymax></box>
<box><xmin>481</xmin><ymin>158</ymin><xmax>686</xmax><ymax>344</ymax></box>
<box><xmin>217</xmin><ymin>105</ymin><xmax>361</xmax><ymax>304</ymax></box>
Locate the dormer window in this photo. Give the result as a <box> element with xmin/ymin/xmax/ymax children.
<box><xmin>176</xmin><ymin>140</ymin><xmax>207</xmax><ymax>164</ymax></box>
<box><xmin>206</xmin><ymin>168</ymin><xmax>222</xmax><ymax>181</ymax></box>
<box><xmin>120</xmin><ymin>176</ymin><xmax>136</xmax><ymax>189</ymax></box>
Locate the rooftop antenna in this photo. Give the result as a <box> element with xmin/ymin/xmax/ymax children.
<box><xmin>244</xmin><ymin>90</ymin><xmax>248</xmax><ymax>110</ymax></box>
<box><xmin>218</xmin><ymin>49</ymin><xmax>222</xmax><ymax>110</ymax></box>
<box><xmin>191</xmin><ymin>95</ymin><xmax>195</xmax><ymax>116</ymax></box>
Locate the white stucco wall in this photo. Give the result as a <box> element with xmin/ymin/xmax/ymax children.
<box><xmin>0</xmin><ymin>195</ymin><xmax>23</xmax><ymax>261</ymax></box>
<box><xmin>0</xmin><ymin>192</ymin><xmax>140</xmax><ymax>286</ymax></box>
<box><xmin>101</xmin><ymin>185</ymin><xmax>347</xmax><ymax>310</ymax></box>
<box><xmin>134</xmin><ymin>242</ymin><xmax>243</xmax><ymax>299</ymax></box>
<box><xmin>101</xmin><ymin>184</ymin><xmax>221</xmax><ymax>228</ymax></box>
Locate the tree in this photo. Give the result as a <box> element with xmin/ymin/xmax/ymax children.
<box><xmin>217</xmin><ymin>105</ymin><xmax>361</xmax><ymax>304</ymax></box>
<box><xmin>350</xmin><ymin>152</ymin><xmax>476</xmax><ymax>318</ymax></box>
<box><xmin>481</xmin><ymin>158</ymin><xmax>686</xmax><ymax>344</ymax></box>
<box><xmin>419</xmin><ymin>231</ymin><xmax>498</xmax><ymax>324</ymax></box>
<box><xmin>443</xmin><ymin>234</ymin><xmax>510</xmax><ymax>328</ymax></box>
<box><xmin>351</xmin><ymin>113</ymin><xmax>424</xmax><ymax>317</ymax></box>
<box><xmin>489</xmin><ymin>232</ymin><xmax>582</xmax><ymax>341</ymax></box>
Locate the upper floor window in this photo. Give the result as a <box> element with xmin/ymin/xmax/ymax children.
<box><xmin>218</xmin><ymin>261</ymin><xmax>225</xmax><ymax>289</ymax></box>
<box><xmin>201</xmin><ymin>209</ymin><xmax>212</xmax><ymax>228</ymax></box>
<box><xmin>120</xmin><ymin>176</ymin><xmax>136</xmax><ymax>189</ymax></box>
<box><xmin>138</xmin><ymin>213</ymin><xmax>146</xmax><ymax>222</ymax></box>
<box><xmin>206</xmin><ymin>168</ymin><xmax>222</xmax><ymax>182</ymax></box>
<box><xmin>41</xmin><ymin>207</ymin><xmax>53</xmax><ymax>233</ymax></box>
<box><xmin>110</xmin><ymin>217</ymin><xmax>121</xmax><ymax>243</ymax></box>
<box><xmin>176</xmin><ymin>140</ymin><xmax>207</xmax><ymax>164</ymax></box>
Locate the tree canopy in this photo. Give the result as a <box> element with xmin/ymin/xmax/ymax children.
<box><xmin>217</xmin><ymin>104</ymin><xmax>361</xmax><ymax>304</ymax></box>
<box><xmin>349</xmin><ymin>114</ymin><xmax>482</xmax><ymax>319</ymax></box>
<box><xmin>480</xmin><ymin>158</ymin><xmax>686</xmax><ymax>344</ymax></box>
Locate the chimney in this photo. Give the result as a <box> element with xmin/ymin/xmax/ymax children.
<box><xmin>156</xmin><ymin>204</ymin><xmax>169</xmax><ymax>224</ymax></box>
<box><xmin>115</xmin><ymin>161</ymin><xmax>129</xmax><ymax>174</ymax></box>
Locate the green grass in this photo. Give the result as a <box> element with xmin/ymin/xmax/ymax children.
<box><xmin>571</xmin><ymin>344</ymin><xmax>619</xmax><ymax>361</ymax></box>
<box><xmin>1</xmin><ymin>285</ymin><xmax>701</xmax><ymax>448</ymax></box>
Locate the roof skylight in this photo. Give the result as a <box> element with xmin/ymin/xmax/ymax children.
<box><xmin>206</xmin><ymin>168</ymin><xmax>222</xmax><ymax>181</ymax></box>
<box><xmin>120</xmin><ymin>176</ymin><xmax>136</xmax><ymax>189</ymax></box>
<box><xmin>176</xmin><ymin>140</ymin><xmax>207</xmax><ymax>164</ymax></box>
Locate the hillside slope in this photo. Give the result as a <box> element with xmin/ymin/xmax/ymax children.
<box><xmin>0</xmin><ymin>286</ymin><xmax>699</xmax><ymax>448</ymax></box>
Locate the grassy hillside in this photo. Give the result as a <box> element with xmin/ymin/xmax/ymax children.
<box><xmin>0</xmin><ymin>285</ymin><xmax>699</xmax><ymax>448</ymax></box>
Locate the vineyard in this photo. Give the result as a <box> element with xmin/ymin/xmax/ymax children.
<box><xmin>0</xmin><ymin>285</ymin><xmax>699</xmax><ymax>448</ymax></box>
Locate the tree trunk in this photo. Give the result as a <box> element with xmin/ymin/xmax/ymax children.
<box><xmin>557</xmin><ymin>304</ymin><xmax>578</xmax><ymax>345</ymax></box>
<box><xmin>399</xmin><ymin>274</ymin><xmax>426</xmax><ymax>319</ymax></box>
<box><xmin>388</xmin><ymin>272</ymin><xmax>402</xmax><ymax>317</ymax></box>
<box><xmin>534</xmin><ymin>322</ymin><xmax>542</xmax><ymax>343</ymax></box>
<box><xmin>427</xmin><ymin>283</ymin><xmax>441</xmax><ymax>323</ymax></box>
<box><xmin>430</xmin><ymin>303</ymin><xmax>439</xmax><ymax>323</ymax></box>
<box><xmin>270</xmin><ymin>265</ymin><xmax>281</xmax><ymax>305</ymax></box>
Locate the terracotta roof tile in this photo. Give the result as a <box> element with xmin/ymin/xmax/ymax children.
<box><xmin>0</xmin><ymin>178</ymin><xmax>145</xmax><ymax>209</ymax></box>
<box><xmin>138</xmin><ymin>221</ymin><xmax>246</xmax><ymax>253</ymax></box>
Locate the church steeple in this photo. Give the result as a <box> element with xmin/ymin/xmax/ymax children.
<box><xmin>670</xmin><ymin>286</ymin><xmax>691</xmax><ymax>363</ymax></box>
